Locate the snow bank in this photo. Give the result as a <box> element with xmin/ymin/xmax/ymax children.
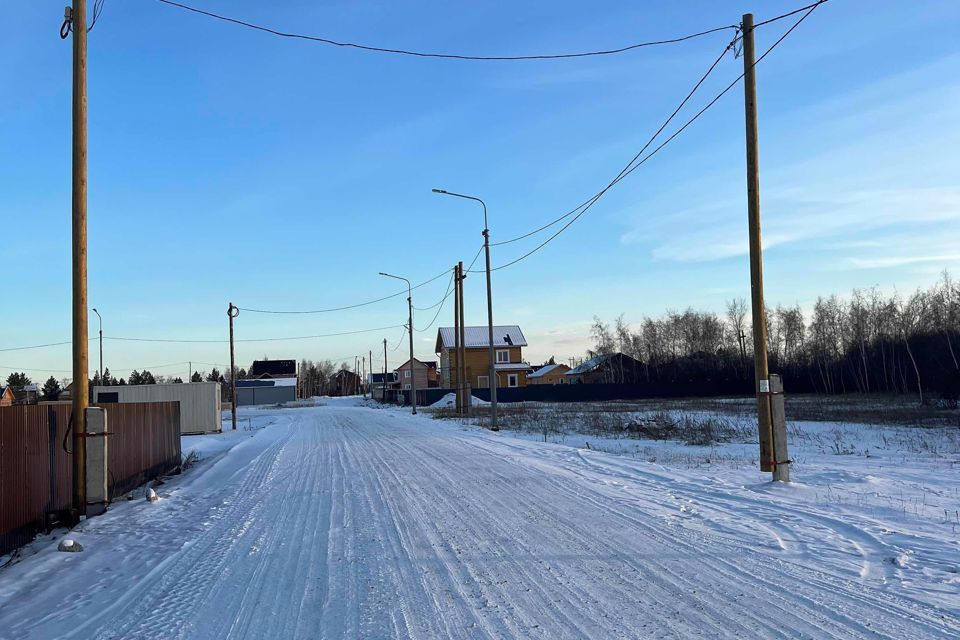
<box><xmin>429</xmin><ymin>393</ymin><xmax>490</xmax><ymax>408</ymax></box>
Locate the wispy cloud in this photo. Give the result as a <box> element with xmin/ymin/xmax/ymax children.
<box><xmin>617</xmin><ymin>53</ymin><xmax>960</xmax><ymax>266</ymax></box>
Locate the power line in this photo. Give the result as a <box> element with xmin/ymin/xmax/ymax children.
<box><xmin>755</xmin><ymin>0</ymin><xmax>829</xmax><ymax>27</ymax></box>
<box><xmin>414</xmin><ymin>246</ymin><xmax>483</xmax><ymax>311</ymax></box>
<box><xmin>155</xmin><ymin>0</ymin><xmax>738</xmax><ymax>61</ymax></box>
<box><xmin>0</xmin><ymin>364</ymin><xmax>74</xmax><ymax>374</ymax></box>
<box><xmin>237</xmin><ymin>269</ymin><xmax>450</xmax><ymax>314</ymax></box>
<box><xmin>88</xmin><ymin>0</ymin><xmax>106</xmax><ymax>31</ymax></box>
<box><xmin>0</xmin><ymin>339</ymin><xmax>94</xmax><ymax>353</ymax></box>
<box><xmin>490</xmin><ymin>36</ymin><xmax>736</xmax><ymax>249</ymax></box>
<box><xmin>475</xmin><ymin>2</ymin><xmax>824</xmax><ymax>273</ymax></box>
<box><xmin>103</xmin><ymin>324</ymin><xmax>403</xmax><ymax>344</ymax></box>
<box><xmin>415</xmin><ymin>273</ymin><xmax>455</xmax><ymax>333</ymax></box>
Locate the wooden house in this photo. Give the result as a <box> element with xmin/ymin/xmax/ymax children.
<box><xmin>435</xmin><ymin>325</ymin><xmax>532</xmax><ymax>390</ymax></box>
<box><xmin>527</xmin><ymin>363</ymin><xmax>571</xmax><ymax>385</ymax></box>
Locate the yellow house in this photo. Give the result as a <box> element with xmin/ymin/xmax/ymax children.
<box><xmin>527</xmin><ymin>363</ymin><xmax>571</xmax><ymax>385</ymax></box>
<box><xmin>435</xmin><ymin>325</ymin><xmax>531</xmax><ymax>389</ymax></box>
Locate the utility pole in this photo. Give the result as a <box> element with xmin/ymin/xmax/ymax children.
<box><xmin>368</xmin><ymin>351</ymin><xmax>372</xmax><ymax>398</ymax></box>
<box><xmin>407</xmin><ymin>300</ymin><xmax>416</xmax><ymax>415</ymax></box>
<box><xmin>67</xmin><ymin>0</ymin><xmax>89</xmax><ymax>516</ymax></box>
<box><xmin>383</xmin><ymin>338</ymin><xmax>387</xmax><ymax>402</ymax></box>
<box><xmin>189</xmin><ymin>361</ymin><xmax>192</xmax><ymax>382</ymax></box>
<box><xmin>458</xmin><ymin>260</ymin><xmax>468</xmax><ymax>417</ymax></box>
<box><xmin>453</xmin><ymin>264</ymin><xmax>461</xmax><ymax>413</ymax></box>
<box><xmin>742</xmin><ymin>13</ymin><xmax>788</xmax><ymax>482</ymax></box>
<box><xmin>228</xmin><ymin>303</ymin><xmax>239</xmax><ymax>430</ymax></box>
<box><xmin>379</xmin><ymin>272</ymin><xmax>417</xmax><ymax>414</ymax></box>
<box><xmin>432</xmin><ymin>189</ymin><xmax>496</xmax><ymax>429</ymax></box>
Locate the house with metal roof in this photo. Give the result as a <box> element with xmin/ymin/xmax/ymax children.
<box><xmin>435</xmin><ymin>325</ymin><xmax>532</xmax><ymax>390</ymax></box>
<box><xmin>528</xmin><ymin>363</ymin><xmax>571</xmax><ymax>385</ymax></box>
<box><xmin>565</xmin><ymin>353</ymin><xmax>643</xmax><ymax>384</ymax></box>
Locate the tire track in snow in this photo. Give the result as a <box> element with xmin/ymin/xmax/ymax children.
<box><xmin>354</xmin><ymin>416</ymin><xmax>756</xmax><ymax>638</ymax></box>
<box><xmin>459</xmin><ymin>433</ymin><xmax>958</xmax><ymax>639</ymax></box>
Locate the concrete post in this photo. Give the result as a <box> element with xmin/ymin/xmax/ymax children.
<box><xmin>769</xmin><ymin>374</ymin><xmax>791</xmax><ymax>482</ymax></box>
<box><xmin>84</xmin><ymin>407</ymin><xmax>109</xmax><ymax>515</ymax></box>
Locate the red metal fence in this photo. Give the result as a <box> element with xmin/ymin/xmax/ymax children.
<box><xmin>0</xmin><ymin>402</ymin><xmax>181</xmax><ymax>557</ymax></box>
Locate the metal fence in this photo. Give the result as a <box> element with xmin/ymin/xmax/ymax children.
<box><xmin>416</xmin><ymin>380</ymin><xmax>756</xmax><ymax>407</ymax></box>
<box><xmin>0</xmin><ymin>402</ymin><xmax>181</xmax><ymax>557</ymax></box>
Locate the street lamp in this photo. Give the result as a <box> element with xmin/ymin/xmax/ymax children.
<box><xmin>379</xmin><ymin>271</ymin><xmax>417</xmax><ymax>415</ymax></box>
<box><xmin>91</xmin><ymin>307</ymin><xmax>103</xmax><ymax>382</ymax></box>
<box><xmin>432</xmin><ymin>188</ymin><xmax>498</xmax><ymax>430</ymax></box>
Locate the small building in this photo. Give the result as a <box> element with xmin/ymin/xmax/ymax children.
<box><xmin>249</xmin><ymin>359</ymin><xmax>297</xmax><ymax>379</ymax></box>
<box><xmin>13</xmin><ymin>383</ymin><xmax>40</xmax><ymax>405</ymax></box>
<box><xmin>0</xmin><ymin>386</ymin><xmax>13</xmax><ymax>407</ymax></box>
<box><xmin>565</xmin><ymin>353</ymin><xmax>643</xmax><ymax>384</ymax></box>
<box><xmin>235</xmin><ymin>378</ymin><xmax>297</xmax><ymax>406</ymax></box>
<box><xmin>435</xmin><ymin>325</ymin><xmax>532</xmax><ymax>390</ymax></box>
<box><xmin>238</xmin><ymin>359</ymin><xmax>299</xmax><ymax>405</ymax></box>
<box><xmin>528</xmin><ymin>363</ymin><xmax>571</xmax><ymax>385</ymax></box>
<box><xmin>368</xmin><ymin>372</ymin><xmax>398</xmax><ymax>400</ymax></box>
<box><xmin>93</xmin><ymin>381</ymin><xmax>222</xmax><ymax>435</ymax></box>
<box><xmin>394</xmin><ymin>358</ymin><xmax>437</xmax><ymax>393</ymax></box>
<box><xmin>330</xmin><ymin>369</ymin><xmax>362</xmax><ymax>396</ymax></box>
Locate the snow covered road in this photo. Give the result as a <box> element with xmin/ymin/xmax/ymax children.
<box><xmin>1</xmin><ymin>399</ymin><xmax>956</xmax><ymax>639</ymax></box>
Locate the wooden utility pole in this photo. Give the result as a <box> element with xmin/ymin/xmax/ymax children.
<box><xmin>458</xmin><ymin>261</ymin><xmax>468</xmax><ymax>417</ymax></box>
<box><xmin>382</xmin><ymin>338</ymin><xmax>388</xmax><ymax>402</ymax></box>
<box><xmin>228</xmin><ymin>303</ymin><xmax>238</xmax><ymax>430</ymax></box>
<box><xmin>68</xmin><ymin>0</ymin><xmax>89</xmax><ymax>515</ymax></box>
<box><xmin>742</xmin><ymin>13</ymin><xmax>788</xmax><ymax>481</ymax></box>
<box><xmin>453</xmin><ymin>264</ymin><xmax>461</xmax><ymax>413</ymax></box>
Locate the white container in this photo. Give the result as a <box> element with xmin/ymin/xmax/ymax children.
<box><xmin>93</xmin><ymin>382</ymin><xmax>222</xmax><ymax>435</ymax></box>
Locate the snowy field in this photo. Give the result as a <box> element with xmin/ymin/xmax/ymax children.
<box><xmin>0</xmin><ymin>397</ymin><xmax>957</xmax><ymax>639</ymax></box>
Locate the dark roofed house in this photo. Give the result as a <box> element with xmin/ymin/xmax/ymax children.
<box><xmin>330</xmin><ymin>369</ymin><xmax>362</xmax><ymax>397</ymax></box>
<box><xmin>249</xmin><ymin>359</ymin><xmax>297</xmax><ymax>379</ymax></box>
<box><xmin>565</xmin><ymin>353</ymin><xmax>643</xmax><ymax>384</ymax></box>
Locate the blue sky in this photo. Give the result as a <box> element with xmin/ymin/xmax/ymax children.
<box><xmin>2</xmin><ymin>0</ymin><xmax>959</xmax><ymax>382</ymax></box>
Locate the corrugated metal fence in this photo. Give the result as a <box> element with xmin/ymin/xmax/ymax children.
<box><xmin>0</xmin><ymin>402</ymin><xmax>181</xmax><ymax>557</ymax></box>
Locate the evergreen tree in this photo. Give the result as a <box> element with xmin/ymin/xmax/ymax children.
<box><xmin>117</xmin><ymin>378</ymin><xmax>126</xmax><ymax>385</ymax></box>
<box><xmin>101</xmin><ymin>367</ymin><xmax>116</xmax><ymax>386</ymax></box>
<box><xmin>141</xmin><ymin>370</ymin><xmax>157</xmax><ymax>385</ymax></box>
<box><xmin>206</xmin><ymin>368</ymin><xmax>221</xmax><ymax>382</ymax></box>
<box><xmin>41</xmin><ymin>376</ymin><xmax>62</xmax><ymax>400</ymax></box>
<box><xmin>128</xmin><ymin>370</ymin><xmax>143</xmax><ymax>385</ymax></box>
<box><xmin>190</xmin><ymin>371</ymin><xmax>203</xmax><ymax>383</ymax></box>
<box><xmin>172</xmin><ymin>377</ymin><xmax>183</xmax><ymax>383</ymax></box>
<box><xmin>5</xmin><ymin>372</ymin><xmax>32</xmax><ymax>389</ymax></box>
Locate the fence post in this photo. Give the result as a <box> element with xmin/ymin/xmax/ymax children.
<box><xmin>84</xmin><ymin>407</ymin><xmax>109</xmax><ymax>515</ymax></box>
<box><xmin>769</xmin><ymin>374</ymin><xmax>791</xmax><ymax>482</ymax></box>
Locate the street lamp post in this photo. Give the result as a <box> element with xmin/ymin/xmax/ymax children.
<box><xmin>432</xmin><ymin>188</ymin><xmax>498</xmax><ymax>430</ymax></box>
<box><xmin>379</xmin><ymin>272</ymin><xmax>417</xmax><ymax>415</ymax></box>
<box><xmin>92</xmin><ymin>307</ymin><xmax>103</xmax><ymax>382</ymax></box>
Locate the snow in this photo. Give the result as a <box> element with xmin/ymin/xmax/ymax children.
<box><xmin>0</xmin><ymin>401</ymin><xmax>957</xmax><ymax>639</ymax></box>
<box><xmin>429</xmin><ymin>393</ymin><xmax>491</xmax><ymax>408</ymax></box>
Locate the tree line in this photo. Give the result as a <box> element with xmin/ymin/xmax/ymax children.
<box><xmin>588</xmin><ymin>271</ymin><xmax>960</xmax><ymax>402</ymax></box>
<box><xmin>5</xmin><ymin>357</ymin><xmax>362</xmax><ymax>403</ymax></box>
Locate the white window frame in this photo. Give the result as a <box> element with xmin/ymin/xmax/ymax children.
<box><xmin>507</xmin><ymin>374</ymin><xmax>519</xmax><ymax>388</ymax></box>
<box><xmin>496</xmin><ymin>349</ymin><xmax>510</xmax><ymax>363</ymax></box>
<box><xmin>404</xmin><ymin>383</ymin><xmax>411</xmax><ymax>390</ymax></box>
<box><xmin>477</xmin><ymin>375</ymin><xmax>489</xmax><ymax>389</ymax></box>
<box><xmin>404</xmin><ymin>370</ymin><xmax>411</xmax><ymax>378</ymax></box>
